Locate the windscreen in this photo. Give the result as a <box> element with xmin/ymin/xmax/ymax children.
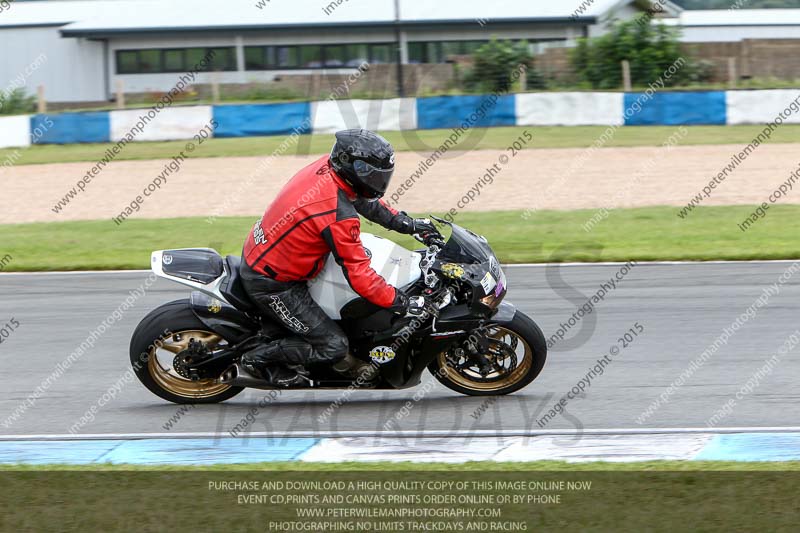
<box><xmin>438</xmin><ymin>223</ymin><xmax>494</xmax><ymax>264</ymax></box>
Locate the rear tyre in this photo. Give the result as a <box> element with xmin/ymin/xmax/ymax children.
<box><xmin>428</xmin><ymin>311</ymin><xmax>547</xmax><ymax>396</ymax></box>
<box><xmin>130</xmin><ymin>299</ymin><xmax>243</xmax><ymax>404</ymax></box>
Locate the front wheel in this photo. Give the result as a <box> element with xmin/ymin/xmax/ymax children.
<box><xmin>130</xmin><ymin>299</ymin><xmax>244</xmax><ymax>404</ymax></box>
<box><xmin>428</xmin><ymin>311</ymin><xmax>547</xmax><ymax>396</ymax></box>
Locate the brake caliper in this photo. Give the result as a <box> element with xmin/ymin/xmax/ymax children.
<box><xmin>464</xmin><ymin>328</ymin><xmax>495</xmax><ymax>377</ymax></box>
<box><xmin>173</xmin><ymin>338</ymin><xmax>212</xmax><ymax>381</ymax></box>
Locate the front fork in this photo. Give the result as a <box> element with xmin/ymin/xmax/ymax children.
<box><xmin>448</xmin><ymin>303</ymin><xmax>517</xmax><ymax>376</ymax></box>
<box><xmin>463</xmin><ymin>326</ymin><xmax>496</xmax><ymax>375</ymax></box>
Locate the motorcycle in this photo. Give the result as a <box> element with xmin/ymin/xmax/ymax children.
<box><xmin>130</xmin><ymin>217</ymin><xmax>547</xmax><ymax>403</ymax></box>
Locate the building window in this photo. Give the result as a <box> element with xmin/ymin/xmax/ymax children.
<box><xmin>276</xmin><ymin>46</ymin><xmax>299</xmax><ymax>68</ymax></box>
<box><xmin>427</xmin><ymin>42</ymin><xmax>443</xmax><ymax>63</ymax></box>
<box><xmin>163</xmin><ymin>49</ymin><xmax>185</xmax><ymax>72</ymax></box>
<box><xmin>245</xmin><ymin>47</ymin><xmax>266</xmax><ymax>70</ymax></box>
<box><xmin>117</xmin><ymin>50</ymin><xmax>139</xmax><ymax>74</ymax></box>
<box><xmin>407</xmin><ymin>42</ymin><xmax>425</xmax><ymax>64</ymax></box>
<box><xmin>345</xmin><ymin>44</ymin><xmax>369</xmax><ymax>67</ymax></box>
<box><xmin>408</xmin><ymin>40</ymin><xmax>492</xmax><ymax>63</ymax></box>
<box><xmin>299</xmin><ymin>45</ymin><xmax>323</xmax><ymax>68</ymax></box>
<box><xmin>115</xmin><ymin>47</ymin><xmax>237</xmax><ymax>74</ymax></box>
<box><xmin>369</xmin><ymin>44</ymin><xmax>393</xmax><ymax>64</ymax></box>
<box><xmin>138</xmin><ymin>50</ymin><xmax>161</xmax><ymax>73</ymax></box>
<box><xmin>204</xmin><ymin>47</ymin><xmax>237</xmax><ymax>71</ymax></box>
<box><xmin>243</xmin><ymin>43</ymin><xmax>388</xmax><ymax>71</ymax></box>
<box><xmin>325</xmin><ymin>45</ymin><xmax>347</xmax><ymax>67</ymax></box>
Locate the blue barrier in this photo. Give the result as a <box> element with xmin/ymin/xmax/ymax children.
<box><xmin>31</xmin><ymin>112</ymin><xmax>111</xmax><ymax>144</ymax></box>
<box><xmin>0</xmin><ymin>438</ymin><xmax>320</xmax><ymax>465</ymax></box>
<box><xmin>694</xmin><ymin>433</ymin><xmax>800</xmax><ymax>462</ymax></box>
<box><xmin>213</xmin><ymin>102</ymin><xmax>312</xmax><ymax>138</ymax></box>
<box><xmin>10</xmin><ymin>90</ymin><xmax>778</xmax><ymax>148</ymax></box>
<box><xmin>416</xmin><ymin>94</ymin><xmax>516</xmax><ymax>130</ymax></box>
<box><xmin>624</xmin><ymin>91</ymin><xmax>727</xmax><ymax>126</ymax></box>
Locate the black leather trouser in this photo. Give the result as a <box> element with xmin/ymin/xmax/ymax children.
<box><xmin>239</xmin><ymin>259</ymin><xmax>349</xmax><ymax>366</ymax></box>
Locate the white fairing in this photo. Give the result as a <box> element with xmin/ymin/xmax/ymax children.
<box><xmin>308</xmin><ymin>233</ymin><xmax>422</xmax><ymax>319</ymax></box>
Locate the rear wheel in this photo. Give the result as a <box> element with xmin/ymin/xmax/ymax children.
<box><xmin>429</xmin><ymin>311</ymin><xmax>547</xmax><ymax>396</ymax></box>
<box><xmin>130</xmin><ymin>300</ymin><xmax>243</xmax><ymax>404</ymax></box>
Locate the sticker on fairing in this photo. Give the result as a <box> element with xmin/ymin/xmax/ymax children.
<box><xmin>369</xmin><ymin>346</ymin><xmax>396</xmax><ymax>364</ymax></box>
<box><xmin>441</xmin><ymin>263</ymin><xmax>465</xmax><ymax>279</ymax></box>
<box><xmin>480</xmin><ymin>272</ymin><xmax>496</xmax><ymax>295</ymax></box>
<box><xmin>495</xmin><ymin>271</ymin><xmax>506</xmax><ymax>297</ymax></box>
<box><xmin>208</xmin><ymin>299</ymin><xmax>222</xmax><ymax>313</ymax></box>
<box><xmin>494</xmin><ymin>270</ymin><xmax>508</xmax><ymax>296</ymax></box>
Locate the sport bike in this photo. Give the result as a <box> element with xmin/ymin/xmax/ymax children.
<box><xmin>130</xmin><ymin>217</ymin><xmax>547</xmax><ymax>403</ymax></box>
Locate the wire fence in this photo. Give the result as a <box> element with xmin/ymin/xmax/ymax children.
<box><xmin>8</xmin><ymin>44</ymin><xmax>800</xmax><ymax>114</ymax></box>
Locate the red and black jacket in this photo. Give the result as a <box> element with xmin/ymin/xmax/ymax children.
<box><xmin>243</xmin><ymin>156</ymin><xmax>413</xmax><ymax>308</ymax></box>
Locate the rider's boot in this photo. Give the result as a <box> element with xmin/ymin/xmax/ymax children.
<box><xmin>240</xmin><ymin>338</ymin><xmax>312</xmax><ymax>387</ymax></box>
<box><xmin>332</xmin><ymin>352</ymin><xmax>380</xmax><ymax>387</ymax></box>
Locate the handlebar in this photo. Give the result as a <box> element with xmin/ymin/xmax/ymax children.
<box><xmin>413</xmin><ymin>232</ymin><xmax>446</xmax><ymax>248</ymax></box>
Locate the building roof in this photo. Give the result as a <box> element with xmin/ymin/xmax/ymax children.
<box><xmin>0</xmin><ymin>0</ymin><xmax>654</xmax><ymax>34</ymax></box>
<box><xmin>667</xmin><ymin>8</ymin><xmax>800</xmax><ymax>27</ymax></box>
<box><xmin>0</xmin><ymin>1</ymin><xmax>144</xmax><ymax>27</ymax></box>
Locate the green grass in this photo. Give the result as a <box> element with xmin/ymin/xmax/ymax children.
<box><xmin>1</xmin><ymin>206</ymin><xmax>799</xmax><ymax>271</ymax></box>
<box><xmin>1</xmin><ymin>463</ymin><xmax>798</xmax><ymax>531</ymax></box>
<box><xmin>4</xmin><ymin>124</ymin><xmax>800</xmax><ymax>167</ymax></box>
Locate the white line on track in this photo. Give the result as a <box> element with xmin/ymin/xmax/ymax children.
<box><xmin>1</xmin><ymin>427</ymin><xmax>799</xmax><ymax>441</ymax></box>
<box><xmin>2</xmin><ymin>260</ymin><xmax>799</xmax><ymax>277</ymax></box>
<box><xmin>0</xmin><ymin>269</ymin><xmax>151</xmax><ymax>276</ymax></box>
<box><xmin>503</xmin><ymin>259</ymin><xmax>800</xmax><ymax>268</ymax></box>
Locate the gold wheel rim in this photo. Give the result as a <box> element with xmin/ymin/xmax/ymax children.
<box><xmin>437</xmin><ymin>326</ymin><xmax>533</xmax><ymax>392</ymax></box>
<box><xmin>147</xmin><ymin>330</ymin><xmax>232</xmax><ymax>399</ymax></box>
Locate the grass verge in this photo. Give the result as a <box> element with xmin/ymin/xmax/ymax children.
<box><xmin>3</xmin><ymin>124</ymin><xmax>800</xmax><ymax>166</ymax></box>
<box><xmin>1</xmin><ymin>206</ymin><xmax>799</xmax><ymax>271</ymax></box>
<box><xmin>1</xmin><ymin>462</ymin><xmax>798</xmax><ymax>530</ymax></box>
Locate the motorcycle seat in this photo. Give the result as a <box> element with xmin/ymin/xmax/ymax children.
<box><xmin>220</xmin><ymin>255</ymin><xmax>257</xmax><ymax>313</ymax></box>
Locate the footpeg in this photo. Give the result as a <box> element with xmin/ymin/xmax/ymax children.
<box><xmin>333</xmin><ymin>353</ymin><xmax>380</xmax><ymax>386</ymax></box>
<box><xmin>264</xmin><ymin>365</ymin><xmax>312</xmax><ymax>388</ymax></box>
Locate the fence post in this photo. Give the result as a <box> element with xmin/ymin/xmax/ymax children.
<box><xmin>37</xmin><ymin>85</ymin><xmax>46</xmax><ymax>113</ymax></box>
<box><xmin>312</xmin><ymin>71</ymin><xmax>322</xmax><ymax>100</ymax></box>
<box><xmin>211</xmin><ymin>71</ymin><xmax>221</xmax><ymax>104</ymax></box>
<box><xmin>727</xmin><ymin>57</ymin><xmax>737</xmax><ymax>89</ymax></box>
<box><xmin>621</xmin><ymin>60</ymin><xmax>632</xmax><ymax>91</ymax></box>
<box><xmin>519</xmin><ymin>63</ymin><xmax>527</xmax><ymax>92</ymax></box>
<box><xmin>116</xmin><ymin>80</ymin><xmax>125</xmax><ymax>109</ymax></box>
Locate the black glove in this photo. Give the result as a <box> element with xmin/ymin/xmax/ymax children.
<box><xmin>390</xmin><ymin>291</ymin><xmax>439</xmax><ymax>318</ymax></box>
<box><xmin>411</xmin><ymin>218</ymin><xmax>444</xmax><ymax>246</ymax></box>
<box><xmin>405</xmin><ymin>295</ymin><xmax>430</xmax><ymax>317</ymax></box>
<box><xmin>390</xmin><ymin>291</ymin><xmax>409</xmax><ymax>315</ymax></box>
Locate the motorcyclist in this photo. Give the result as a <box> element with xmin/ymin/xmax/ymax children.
<box><xmin>239</xmin><ymin>129</ymin><xmax>440</xmax><ymax>386</ymax></box>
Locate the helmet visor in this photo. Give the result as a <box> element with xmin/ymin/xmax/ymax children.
<box><xmin>353</xmin><ymin>159</ymin><xmax>394</xmax><ymax>198</ymax></box>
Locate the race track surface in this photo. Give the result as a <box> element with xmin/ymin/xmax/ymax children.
<box><xmin>1</xmin><ymin>262</ymin><xmax>798</xmax><ymax>436</ymax></box>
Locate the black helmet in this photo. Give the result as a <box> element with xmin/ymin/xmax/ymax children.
<box><xmin>329</xmin><ymin>129</ymin><xmax>395</xmax><ymax>200</ymax></box>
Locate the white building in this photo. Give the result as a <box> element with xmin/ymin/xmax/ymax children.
<box><xmin>666</xmin><ymin>9</ymin><xmax>800</xmax><ymax>43</ymax></box>
<box><xmin>0</xmin><ymin>0</ymin><xmax>680</xmax><ymax>104</ymax></box>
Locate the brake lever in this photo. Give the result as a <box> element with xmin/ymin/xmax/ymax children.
<box><xmin>413</xmin><ymin>233</ymin><xmax>445</xmax><ymax>248</ymax></box>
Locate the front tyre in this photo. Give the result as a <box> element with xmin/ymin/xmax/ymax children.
<box><xmin>429</xmin><ymin>311</ymin><xmax>547</xmax><ymax>396</ymax></box>
<box><xmin>130</xmin><ymin>299</ymin><xmax>243</xmax><ymax>404</ymax></box>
